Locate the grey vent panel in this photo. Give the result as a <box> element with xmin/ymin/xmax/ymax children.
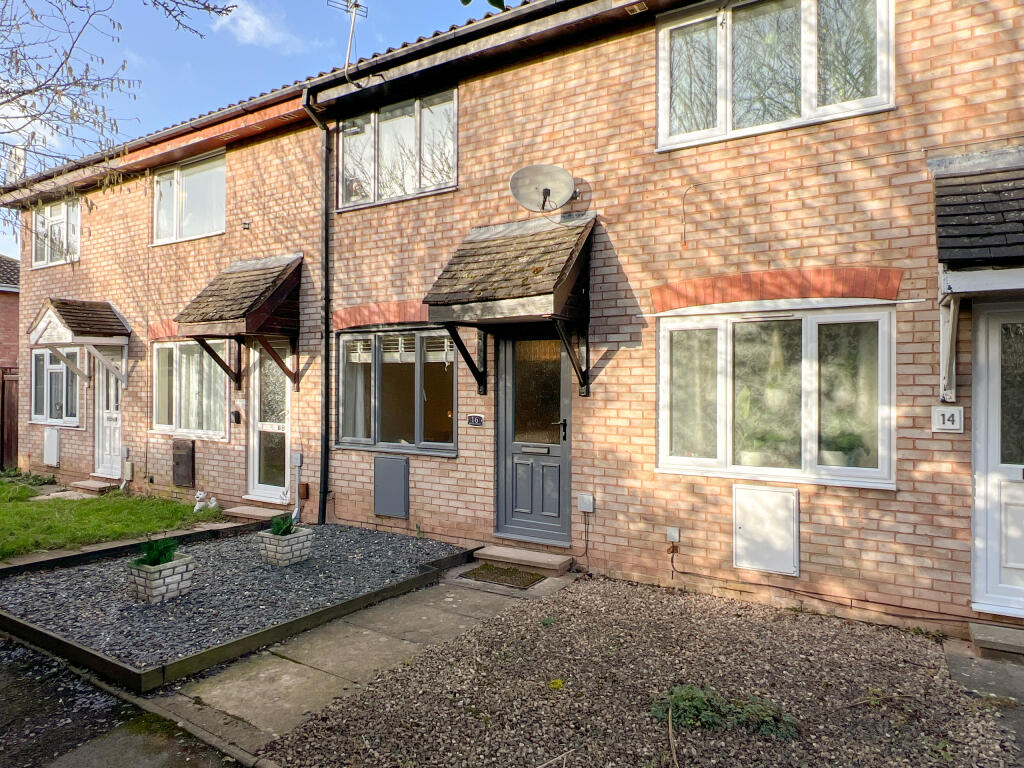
<box><xmin>374</xmin><ymin>455</ymin><xmax>409</xmax><ymax>519</ymax></box>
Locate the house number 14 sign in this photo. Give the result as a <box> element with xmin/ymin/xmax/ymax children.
<box><xmin>932</xmin><ymin>406</ymin><xmax>964</xmax><ymax>434</ymax></box>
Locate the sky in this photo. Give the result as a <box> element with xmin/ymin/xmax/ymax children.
<box><xmin>0</xmin><ymin>0</ymin><xmax>501</xmax><ymax>259</ymax></box>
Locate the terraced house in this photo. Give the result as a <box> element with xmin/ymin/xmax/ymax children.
<box><xmin>4</xmin><ymin>0</ymin><xmax>1024</xmax><ymax>635</ymax></box>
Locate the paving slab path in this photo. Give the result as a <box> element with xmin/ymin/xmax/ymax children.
<box><xmin>155</xmin><ymin>564</ymin><xmax>576</xmax><ymax>756</ymax></box>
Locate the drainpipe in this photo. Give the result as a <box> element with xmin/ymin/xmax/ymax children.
<box><xmin>302</xmin><ymin>88</ymin><xmax>332</xmax><ymax>525</ymax></box>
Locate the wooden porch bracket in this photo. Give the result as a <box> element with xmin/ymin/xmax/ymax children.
<box><xmin>553</xmin><ymin>318</ymin><xmax>590</xmax><ymax>397</ymax></box>
<box><xmin>84</xmin><ymin>344</ymin><xmax>127</xmax><ymax>386</ymax></box>
<box><xmin>195</xmin><ymin>337</ymin><xmax>242</xmax><ymax>390</ymax></box>
<box><xmin>444</xmin><ymin>324</ymin><xmax>487</xmax><ymax>395</ymax></box>
<box><xmin>43</xmin><ymin>346</ymin><xmax>90</xmax><ymax>382</ymax></box>
<box><xmin>256</xmin><ymin>335</ymin><xmax>300</xmax><ymax>391</ymax></box>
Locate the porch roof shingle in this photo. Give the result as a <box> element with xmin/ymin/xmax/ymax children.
<box><xmin>175</xmin><ymin>254</ymin><xmax>302</xmax><ymax>326</ymax></box>
<box><xmin>0</xmin><ymin>254</ymin><xmax>18</xmax><ymax>287</ymax></box>
<box><xmin>936</xmin><ymin>167</ymin><xmax>1024</xmax><ymax>267</ymax></box>
<box><xmin>46</xmin><ymin>298</ymin><xmax>129</xmax><ymax>337</ymax></box>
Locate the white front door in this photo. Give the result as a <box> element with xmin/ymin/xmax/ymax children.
<box><xmin>248</xmin><ymin>341</ymin><xmax>290</xmax><ymax>502</ymax></box>
<box><xmin>94</xmin><ymin>348</ymin><xmax>122</xmax><ymax>479</ymax></box>
<box><xmin>974</xmin><ymin>305</ymin><xmax>1024</xmax><ymax>617</ymax></box>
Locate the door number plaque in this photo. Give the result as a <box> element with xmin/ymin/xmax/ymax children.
<box><xmin>932</xmin><ymin>406</ymin><xmax>964</xmax><ymax>434</ymax></box>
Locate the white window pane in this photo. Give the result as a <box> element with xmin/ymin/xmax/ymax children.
<box><xmin>377</xmin><ymin>101</ymin><xmax>417</xmax><ymax>200</ymax></box>
<box><xmin>818</xmin><ymin>0</ymin><xmax>878</xmax><ymax>106</ymax></box>
<box><xmin>733</xmin><ymin>320</ymin><xmax>802</xmax><ymax>468</ymax></box>
<box><xmin>32</xmin><ymin>354</ymin><xmax>45</xmax><ymax>416</ymax></box>
<box><xmin>1001</xmin><ymin>324</ymin><xmax>1024</xmax><ymax>465</ymax></box>
<box><xmin>341</xmin><ymin>115</ymin><xmax>374</xmax><ymax>205</ymax></box>
<box><xmin>422</xmin><ymin>336</ymin><xmax>454</xmax><ymax>445</ymax></box>
<box><xmin>669</xmin><ymin>329</ymin><xmax>718</xmax><ymax>459</ymax></box>
<box><xmin>64</xmin><ymin>351</ymin><xmax>78</xmax><ymax>420</ymax></box>
<box><xmin>33</xmin><ymin>213</ymin><xmax>47</xmax><ymax>264</ymax></box>
<box><xmin>179</xmin><ymin>343</ymin><xmax>203</xmax><ymax>430</ymax></box>
<box><xmin>180</xmin><ymin>158</ymin><xmax>225</xmax><ymax>239</ymax></box>
<box><xmin>341</xmin><ymin>339</ymin><xmax>372</xmax><ymax>440</ymax></box>
<box><xmin>380</xmin><ymin>333</ymin><xmax>416</xmax><ymax>443</ymax></box>
<box><xmin>48</xmin><ymin>220</ymin><xmax>65</xmax><ymax>263</ymax></box>
<box><xmin>203</xmin><ymin>344</ymin><xmax>226</xmax><ymax>434</ymax></box>
<box><xmin>155</xmin><ymin>173</ymin><xmax>175</xmax><ymax>241</ymax></box>
<box><xmin>732</xmin><ymin>0</ymin><xmax>801</xmax><ymax>130</ymax></box>
<box><xmin>819</xmin><ymin>322</ymin><xmax>879</xmax><ymax>468</ymax></box>
<box><xmin>65</xmin><ymin>200</ymin><xmax>80</xmax><ymax>259</ymax></box>
<box><xmin>48</xmin><ymin>369</ymin><xmax>64</xmax><ymax>421</ymax></box>
<box><xmin>155</xmin><ymin>347</ymin><xmax>175</xmax><ymax>427</ymax></box>
<box><xmin>420</xmin><ymin>92</ymin><xmax>455</xmax><ymax>188</ymax></box>
<box><xmin>669</xmin><ymin>19</ymin><xmax>718</xmax><ymax>136</ymax></box>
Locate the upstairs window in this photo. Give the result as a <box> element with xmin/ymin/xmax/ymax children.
<box><xmin>339</xmin><ymin>90</ymin><xmax>457</xmax><ymax>207</ymax></box>
<box><xmin>31</xmin><ymin>349</ymin><xmax>80</xmax><ymax>426</ymax></box>
<box><xmin>32</xmin><ymin>200</ymin><xmax>80</xmax><ymax>267</ymax></box>
<box><xmin>657</xmin><ymin>0</ymin><xmax>892</xmax><ymax>149</ymax></box>
<box><xmin>153</xmin><ymin>154</ymin><xmax>226</xmax><ymax>244</ymax></box>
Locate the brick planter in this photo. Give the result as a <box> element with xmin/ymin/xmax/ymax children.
<box><xmin>127</xmin><ymin>554</ymin><xmax>196</xmax><ymax>604</ymax></box>
<box><xmin>257</xmin><ymin>527</ymin><xmax>314</xmax><ymax>567</ymax></box>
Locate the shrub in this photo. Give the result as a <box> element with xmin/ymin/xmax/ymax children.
<box><xmin>270</xmin><ymin>514</ymin><xmax>294</xmax><ymax>537</ymax></box>
<box><xmin>134</xmin><ymin>538</ymin><xmax>178</xmax><ymax>567</ymax></box>
<box><xmin>652</xmin><ymin>684</ymin><xmax>798</xmax><ymax>741</ymax></box>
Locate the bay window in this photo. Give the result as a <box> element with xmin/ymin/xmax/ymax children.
<box><xmin>32</xmin><ymin>200</ymin><xmax>80</xmax><ymax>267</ymax></box>
<box><xmin>339</xmin><ymin>90</ymin><xmax>457</xmax><ymax>207</ymax></box>
<box><xmin>153</xmin><ymin>154</ymin><xmax>226</xmax><ymax>244</ymax></box>
<box><xmin>153</xmin><ymin>341</ymin><xmax>228</xmax><ymax>436</ymax></box>
<box><xmin>658</xmin><ymin>306</ymin><xmax>893</xmax><ymax>486</ymax></box>
<box><xmin>338</xmin><ymin>330</ymin><xmax>456</xmax><ymax>453</ymax></box>
<box><xmin>657</xmin><ymin>0</ymin><xmax>892</xmax><ymax>149</ymax></box>
<box><xmin>31</xmin><ymin>349</ymin><xmax>80</xmax><ymax>426</ymax></box>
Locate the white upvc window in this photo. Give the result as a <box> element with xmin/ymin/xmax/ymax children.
<box><xmin>153</xmin><ymin>154</ymin><xmax>226</xmax><ymax>244</ymax></box>
<box><xmin>658</xmin><ymin>306</ymin><xmax>894</xmax><ymax>488</ymax></box>
<box><xmin>337</xmin><ymin>329</ymin><xmax>457</xmax><ymax>453</ymax></box>
<box><xmin>31</xmin><ymin>349</ymin><xmax>80</xmax><ymax>426</ymax></box>
<box><xmin>152</xmin><ymin>340</ymin><xmax>229</xmax><ymax>438</ymax></box>
<box><xmin>32</xmin><ymin>200</ymin><xmax>80</xmax><ymax>267</ymax></box>
<box><xmin>339</xmin><ymin>89</ymin><xmax>457</xmax><ymax>208</ymax></box>
<box><xmin>657</xmin><ymin>0</ymin><xmax>894</xmax><ymax>150</ymax></box>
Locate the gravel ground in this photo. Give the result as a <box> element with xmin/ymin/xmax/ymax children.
<box><xmin>263</xmin><ymin>578</ymin><xmax>1017</xmax><ymax>768</ymax></box>
<box><xmin>0</xmin><ymin>526</ymin><xmax>461</xmax><ymax>669</ymax></box>
<box><xmin>0</xmin><ymin>637</ymin><xmax>135</xmax><ymax>768</ymax></box>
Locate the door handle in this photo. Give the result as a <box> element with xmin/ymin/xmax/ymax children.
<box><xmin>551</xmin><ymin>418</ymin><xmax>567</xmax><ymax>441</ymax></box>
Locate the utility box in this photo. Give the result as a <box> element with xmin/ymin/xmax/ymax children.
<box><xmin>172</xmin><ymin>439</ymin><xmax>195</xmax><ymax>488</ymax></box>
<box><xmin>373</xmin><ymin>455</ymin><xmax>409</xmax><ymax>519</ymax></box>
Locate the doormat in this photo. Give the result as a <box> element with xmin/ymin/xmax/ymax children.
<box><xmin>461</xmin><ymin>563</ymin><xmax>545</xmax><ymax>589</ymax></box>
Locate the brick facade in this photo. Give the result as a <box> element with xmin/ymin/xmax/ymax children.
<box><xmin>0</xmin><ymin>290</ymin><xmax>18</xmax><ymax>368</ymax></box>
<box><xmin>9</xmin><ymin>0</ymin><xmax>1024</xmax><ymax>634</ymax></box>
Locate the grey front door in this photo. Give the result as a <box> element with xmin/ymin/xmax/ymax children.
<box><xmin>496</xmin><ymin>336</ymin><xmax>571</xmax><ymax>546</ymax></box>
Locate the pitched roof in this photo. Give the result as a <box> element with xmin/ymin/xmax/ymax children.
<box><xmin>0</xmin><ymin>255</ymin><xmax>18</xmax><ymax>288</ymax></box>
<box><xmin>175</xmin><ymin>254</ymin><xmax>302</xmax><ymax>325</ymax></box>
<box><xmin>46</xmin><ymin>299</ymin><xmax>130</xmax><ymax>337</ymax></box>
<box><xmin>424</xmin><ymin>212</ymin><xmax>595</xmax><ymax>307</ymax></box>
<box><xmin>936</xmin><ymin>167</ymin><xmax>1024</xmax><ymax>266</ymax></box>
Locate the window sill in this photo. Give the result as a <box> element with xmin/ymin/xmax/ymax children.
<box><xmin>336</xmin><ymin>184</ymin><xmax>457</xmax><ymax>214</ymax></box>
<box><xmin>29</xmin><ymin>421</ymin><xmax>83</xmax><ymax>430</ymax></box>
<box><xmin>150</xmin><ymin>230</ymin><xmax>225</xmax><ymax>248</ymax></box>
<box><xmin>148</xmin><ymin>429</ymin><xmax>229</xmax><ymax>443</ymax></box>
<box><xmin>333</xmin><ymin>442</ymin><xmax>457</xmax><ymax>459</ymax></box>
<box><xmin>654</xmin><ymin>466</ymin><xmax>896</xmax><ymax>492</ymax></box>
<box><xmin>30</xmin><ymin>258</ymin><xmax>79</xmax><ymax>271</ymax></box>
<box><xmin>657</xmin><ymin>102</ymin><xmax>896</xmax><ymax>154</ymax></box>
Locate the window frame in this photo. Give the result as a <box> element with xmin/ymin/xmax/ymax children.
<box><xmin>656</xmin><ymin>0</ymin><xmax>895</xmax><ymax>151</ymax></box>
<box><xmin>657</xmin><ymin>305</ymin><xmax>895</xmax><ymax>488</ymax></box>
<box><xmin>151</xmin><ymin>153</ymin><xmax>226</xmax><ymax>246</ymax></box>
<box><xmin>32</xmin><ymin>199</ymin><xmax>80</xmax><ymax>268</ymax></box>
<box><xmin>335</xmin><ymin>328</ymin><xmax>458</xmax><ymax>455</ymax></box>
<box><xmin>30</xmin><ymin>348</ymin><xmax>81</xmax><ymax>427</ymax></box>
<box><xmin>151</xmin><ymin>340</ymin><xmax>230</xmax><ymax>440</ymax></box>
<box><xmin>337</xmin><ymin>89</ymin><xmax>458</xmax><ymax>210</ymax></box>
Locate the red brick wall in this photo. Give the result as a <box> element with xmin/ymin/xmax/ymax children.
<box><xmin>321</xmin><ymin>0</ymin><xmax>1024</xmax><ymax>633</ymax></box>
<box><xmin>0</xmin><ymin>290</ymin><xmax>18</xmax><ymax>368</ymax></box>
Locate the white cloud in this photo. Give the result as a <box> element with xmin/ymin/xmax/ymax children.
<box><xmin>212</xmin><ymin>1</ymin><xmax>305</xmax><ymax>54</ymax></box>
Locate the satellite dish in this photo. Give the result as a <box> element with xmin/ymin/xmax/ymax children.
<box><xmin>509</xmin><ymin>165</ymin><xmax>576</xmax><ymax>213</ymax></box>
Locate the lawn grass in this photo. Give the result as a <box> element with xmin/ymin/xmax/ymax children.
<box><xmin>0</xmin><ymin>481</ymin><xmax>224</xmax><ymax>560</ymax></box>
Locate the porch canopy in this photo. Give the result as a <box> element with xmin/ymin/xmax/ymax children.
<box><xmin>423</xmin><ymin>212</ymin><xmax>595</xmax><ymax>396</ymax></box>
<box><xmin>174</xmin><ymin>253</ymin><xmax>302</xmax><ymax>390</ymax></box>
<box><xmin>28</xmin><ymin>298</ymin><xmax>131</xmax><ymax>383</ymax></box>
<box><xmin>934</xmin><ymin>158</ymin><xmax>1024</xmax><ymax>402</ymax></box>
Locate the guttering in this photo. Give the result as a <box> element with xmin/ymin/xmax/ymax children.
<box><xmin>0</xmin><ymin>284</ymin><xmax>17</xmax><ymax>293</ymax></box>
<box><xmin>302</xmin><ymin>87</ymin><xmax>332</xmax><ymax>526</ymax></box>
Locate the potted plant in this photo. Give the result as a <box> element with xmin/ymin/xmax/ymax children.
<box><xmin>257</xmin><ymin>514</ymin><xmax>313</xmax><ymax>567</ymax></box>
<box><xmin>127</xmin><ymin>538</ymin><xmax>195</xmax><ymax>604</ymax></box>
<box><xmin>820</xmin><ymin>431</ymin><xmax>871</xmax><ymax>467</ymax></box>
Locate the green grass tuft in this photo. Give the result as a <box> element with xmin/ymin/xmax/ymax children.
<box><xmin>652</xmin><ymin>684</ymin><xmax>799</xmax><ymax>740</ymax></box>
<box><xmin>0</xmin><ymin>482</ymin><xmax>223</xmax><ymax>560</ymax></box>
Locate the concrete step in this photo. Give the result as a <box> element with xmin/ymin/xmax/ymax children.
<box><xmin>69</xmin><ymin>479</ymin><xmax>118</xmax><ymax>496</ymax></box>
<box><xmin>223</xmin><ymin>505</ymin><xmax>287</xmax><ymax>523</ymax></box>
<box><xmin>970</xmin><ymin>622</ymin><xmax>1024</xmax><ymax>663</ymax></box>
<box><xmin>474</xmin><ymin>545</ymin><xmax>573</xmax><ymax>577</ymax></box>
